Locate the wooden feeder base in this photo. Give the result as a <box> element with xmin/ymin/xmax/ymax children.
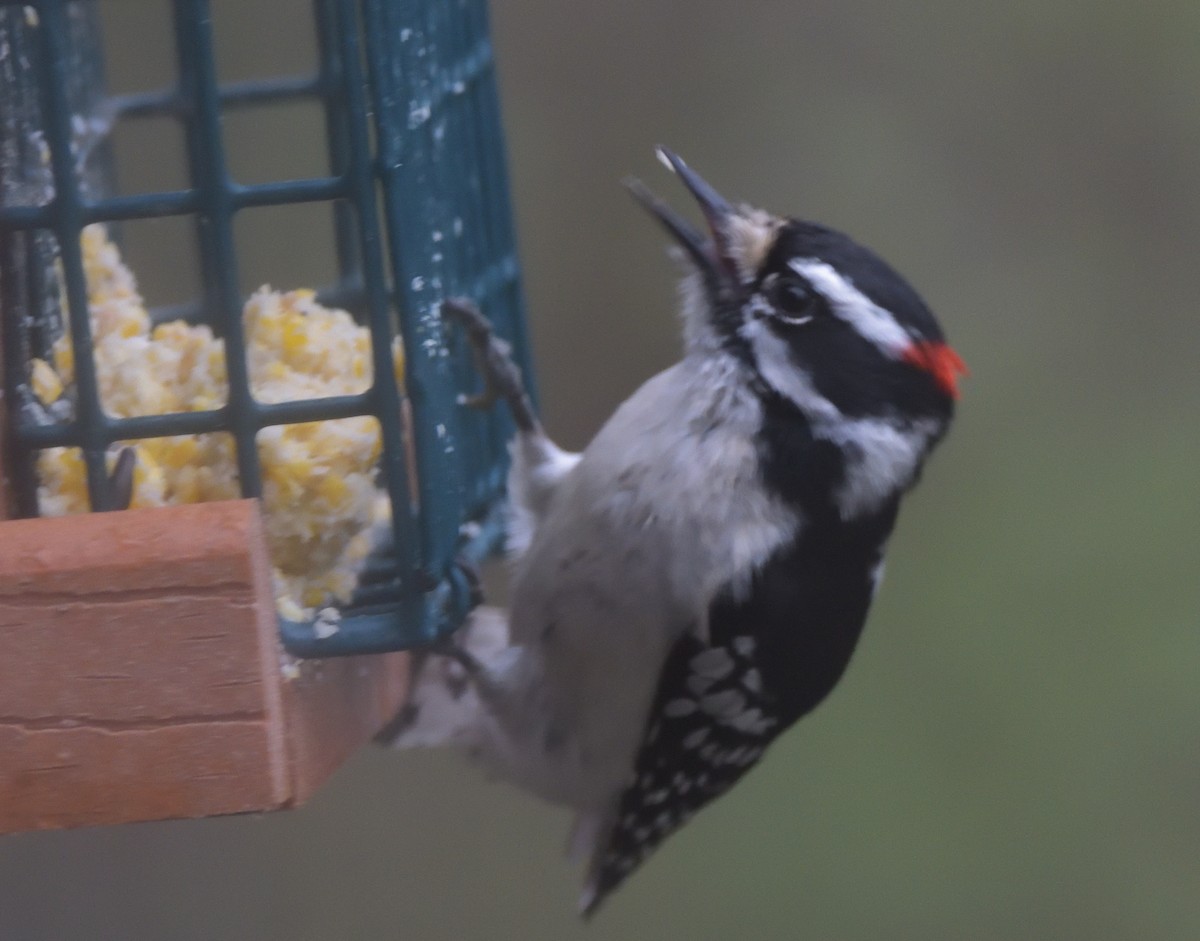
<box><xmin>0</xmin><ymin>499</ymin><xmax>409</xmax><ymax>834</ymax></box>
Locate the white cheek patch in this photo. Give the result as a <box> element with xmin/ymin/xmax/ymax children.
<box><xmin>739</xmin><ymin>317</ymin><xmax>840</xmax><ymax>421</ymax></box>
<box><xmin>788</xmin><ymin>258</ymin><xmax>910</xmax><ymax>355</ymax></box>
<box><xmin>817</xmin><ymin>417</ymin><xmax>937</xmax><ymax>518</ymax></box>
<box><xmin>739</xmin><ymin>297</ymin><xmax>937</xmax><ymax>518</ymax></box>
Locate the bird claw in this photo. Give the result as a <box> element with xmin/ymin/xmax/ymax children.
<box><xmin>453</xmin><ymin>551</ymin><xmax>485</xmax><ymax>610</ymax></box>
<box><xmin>429</xmin><ymin>631</ymin><xmax>484</xmax><ymax>682</ymax></box>
<box><xmin>107</xmin><ymin>446</ymin><xmax>137</xmax><ymax>512</ymax></box>
<box><xmin>442</xmin><ymin>297</ymin><xmax>537</xmax><ymax>433</ymax></box>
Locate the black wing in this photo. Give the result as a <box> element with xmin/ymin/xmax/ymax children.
<box><xmin>581</xmin><ymin>504</ymin><xmax>897</xmax><ymax>915</ymax></box>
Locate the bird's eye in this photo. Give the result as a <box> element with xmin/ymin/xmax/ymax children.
<box><xmin>770</xmin><ymin>276</ymin><xmax>819</xmax><ymax>324</ymax></box>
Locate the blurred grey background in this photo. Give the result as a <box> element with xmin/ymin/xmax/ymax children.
<box><xmin>2</xmin><ymin>1</ymin><xmax>1199</xmax><ymax>938</ymax></box>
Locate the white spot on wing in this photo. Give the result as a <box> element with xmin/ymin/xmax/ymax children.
<box><xmin>700</xmin><ymin>689</ymin><xmax>746</xmax><ymax>719</ymax></box>
<box><xmin>725</xmin><ymin>706</ymin><xmax>768</xmax><ymax>733</ymax></box>
<box><xmin>749</xmin><ymin>720</ymin><xmax>773</xmax><ymax>736</ymax></box>
<box><xmin>690</xmin><ymin>647</ymin><xmax>735</xmax><ymax>679</ymax></box>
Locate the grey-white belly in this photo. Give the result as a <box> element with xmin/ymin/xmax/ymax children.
<box><xmin>486</xmin><ymin>363</ymin><xmax>799</xmax><ymax>809</ymax></box>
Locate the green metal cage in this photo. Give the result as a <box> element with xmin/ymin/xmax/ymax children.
<box><xmin>0</xmin><ymin>0</ymin><xmax>532</xmax><ymax>656</ymax></box>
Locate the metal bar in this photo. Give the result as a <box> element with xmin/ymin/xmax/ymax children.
<box><xmin>473</xmin><ymin>0</ymin><xmax>535</xmax><ymax>521</ymax></box>
<box><xmin>86</xmin><ymin>190</ymin><xmax>199</xmax><ymax>221</ymax></box>
<box><xmin>476</xmin><ymin>0</ymin><xmax>535</xmax><ymax>400</ymax></box>
<box><xmin>0</xmin><ymin>238</ymin><xmax>40</xmax><ymax>517</ymax></box>
<box><xmin>33</xmin><ymin>1</ymin><xmax>112</xmax><ymax>511</ymax></box>
<box><xmin>1</xmin><ymin>189</ymin><xmax>199</xmax><ymax>227</ymax></box>
<box><xmin>314</xmin><ymin>0</ymin><xmax>362</xmax><ymax>306</ymax></box>
<box><xmin>332</xmin><ymin>0</ymin><xmax>423</xmax><ymax>613</ymax></box>
<box><xmin>313</xmin><ymin>275</ymin><xmax>365</xmax><ymax>314</ymax></box>
<box><xmin>362</xmin><ymin>0</ymin><xmax>465</xmax><ymax>592</ymax></box>
<box><xmin>19</xmin><ymin>408</ymin><xmax>226</xmax><ymax>449</ymax></box>
<box><xmin>453</xmin><ymin>5</ymin><xmax>493</xmax><ymax>513</ymax></box>
<box><xmin>279</xmin><ymin>497</ymin><xmax>506</xmax><ymax>657</ymax></box>
<box><xmin>0</xmin><ymin>204</ymin><xmax>53</xmax><ymax>228</ymax></box>
<box><xmin>255</xmin><ymin>392</ymin><xmax>375</xmax><ymax>426</ymax></box>
<box><xmin>17</xmin><ymin>388</ymin><xmax>377</xmax><ymax>450</ymax></box>
<box><xmin>173</xmin><ymin>0</ymin><xmax>262</xmax><ymax>497</ymax></box>
<box><xmin>230</xmin><ymin>176</ymin><xmax>348</xmax><ymax>209</ymax></box>
<box><xmin>437</xmin><ymin>2</ymin><xmax>487</xmax><ymax>513</ymax></box>
<box><xmin>111</xmin><ymin>73</ymin><xmax>329</xmax><ymax>120</ymax></box>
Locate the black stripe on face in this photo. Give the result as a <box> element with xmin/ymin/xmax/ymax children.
<box><xmin>786</xmin><ymin>319</ymin><xmax>939</xmax><ymax>418</ymax></box>
<box><xmin>744</xmin><ymin>220</ymin><xmax>956</xmax><ymax>419</ymax></box>
<box><xmin>740</xmin><ymin>285</ymin><xmax>955</xmax><ymax>424</ymax></box>
<box><xmin>761</xmin><ymin>221</ymin><xmax>945</xmax><ymax>345</ymax></box>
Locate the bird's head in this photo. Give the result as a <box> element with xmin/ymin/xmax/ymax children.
<box><xmin>627</xmin><ymin>148</ymin><xmax>967</xmax><ymax>432</ymax></box>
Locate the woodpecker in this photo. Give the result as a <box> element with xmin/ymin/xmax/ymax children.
<box><xmin>392</xmin><ymin>148</ymin><xmax>966</xmax><ymax>915</ymax></box>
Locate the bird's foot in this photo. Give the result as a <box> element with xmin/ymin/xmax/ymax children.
<box><xmin>107</xmin><ymin>446</ymin><xmax>137</xmax><ymax>511</ymax></box>
<box><xmin>442</xmin><ymin>297</ymin><xmax>538</xmax><ymax>432</ymax></box>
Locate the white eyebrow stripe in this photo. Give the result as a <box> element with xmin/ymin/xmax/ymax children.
<box><xmin>788</xmin><ymin>258</ymin><xmax>910</xmax><ymax>354</ymax></box>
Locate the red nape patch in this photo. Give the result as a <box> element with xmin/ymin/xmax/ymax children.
<box><xmin>901</xmin><ymin>341</ymin><xmax>969</xmax><ymax>399</ymax></box>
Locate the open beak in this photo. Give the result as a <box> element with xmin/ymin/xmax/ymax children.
<box><xmin>625</xmin><ymin>146</ymin><xmax>739</xmax><ymax>290</ymax></box>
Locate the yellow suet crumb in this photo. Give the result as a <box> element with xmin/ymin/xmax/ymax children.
<box><xmin>30</xmin><ymin>358</ymin><xmax>63</xmax><ymax>403</ymax></box>
<box><xmin>35</xmin><ymin>224</ymin><xmax>404</xmax><ymax>617</ymax></box>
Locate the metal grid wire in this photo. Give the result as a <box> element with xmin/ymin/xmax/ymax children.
<box><xmin>0</xmin><ymin>0</ymin><xmax>531</xmax><ymax>655</ymax></box>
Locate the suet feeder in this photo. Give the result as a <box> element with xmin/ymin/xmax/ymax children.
<box><xmin>0</xmin><ymin>0</ymin><xmax>531</xmax><ymax>832</ymax></box>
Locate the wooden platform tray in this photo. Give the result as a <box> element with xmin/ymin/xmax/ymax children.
<box><xmin>0</xmin><ymin>499</ymin><xmax>409</xmax><ymax>834</ymax></box>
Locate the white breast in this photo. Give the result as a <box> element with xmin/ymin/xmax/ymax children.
<box><xmin>489</xmin><ymin>354</ymin><xmax>800</xmax><ymax>808</ymax></box>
